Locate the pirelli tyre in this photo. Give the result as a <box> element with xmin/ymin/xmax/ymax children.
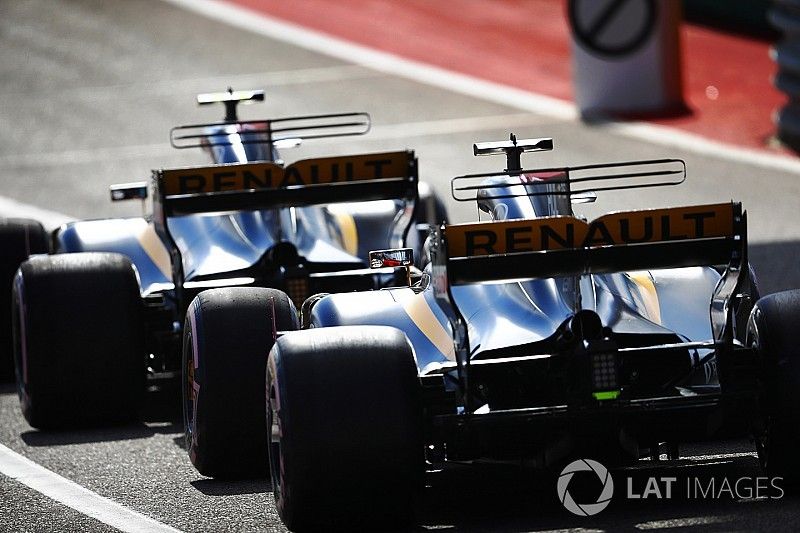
<box><xmin>183</xmin><ymin>287</ymin><xmax>298</xmax><ymax>479</ymax></box>
<box><xmin>13</xmin><ymin>252</ymin><xmax>145</xmax><ymax>429</ymax></box>
<box><xmin>1</xmin><ymin>218</ymin><xmax>48</xmax><ymax>382</ymax></box>
<box><xmin>748</xmin><ymin>289</ymin><xmax>800</xmax><ymax>485</ymax></box>
<box><xmin>267</xmin><ymin>326</ymin><xmax>423</xmax><ymax>531</ymax></box>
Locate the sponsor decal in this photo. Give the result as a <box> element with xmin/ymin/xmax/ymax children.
<box><xmin>447</xmin><ymin>203</ymin><xmax>734</xmax><ymax>257</ymax></box>
<box><xmin>159</xmin><ymin>151</ymin><xmax>410</xmax><ymax>196</ymax></box>
<box><xmin>369</xmin><ymin>248</ymin><xmax>414</xmax><ymax>269</ymax></box>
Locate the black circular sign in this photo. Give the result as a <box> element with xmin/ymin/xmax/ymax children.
<box><xmin>568</xmin><ymin>0</ymin><xmax>657</xmax><ymax>58</ymax></box>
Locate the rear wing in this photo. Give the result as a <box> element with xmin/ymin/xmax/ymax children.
<box><xmin>441</xmin><ymin>202</ymin><xmax>742</xmax><ymax>285</ymax></box>
<box><xmin>170</xmin><ymin>112</ymin><xmax>371</xmax><ymax>150</ymax></box>
<box><xmin>152</xmin><ymin>150</ymin><xmax>418</xmax><ymax>306</ymax></box>
<box><xmin>451</xmin><ymin>159</ymin><xmax>686</xmax><ymax>203</ymax></box>
<box><xmin>152</xmin><ymin>150</ymin><xmax>417</xmax><ymax>216</ymax></box>
<box><xmin>427</xmin><ymin>202</ymin><xmax>749</xmax><ymax>393</ymax></box>
<box><xmin>170</xmin><ymin>89</ymin><xmax>370</xmax><ymax>149</ymax></box>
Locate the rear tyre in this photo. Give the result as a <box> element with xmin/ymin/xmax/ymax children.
<box><xmin>183</xmin><ymin>287</ymin><xmax>298</xmax><ymax>479</ymax></box>
<box><xmin>0</xmin><ymin>218</ymin><xmax>48</xmax><ymax>382</ymax></box>
<box><xmin>268</xmin><ymin>326</ymin><xmax>423</xmax><ymax>531</ymax></box>
<box><xmin>748</xmin><ymin>289</ymin><xmax>800</xmax><ymax>485</ymax></box>
<box><xmin>13</xmin><ymin>252</ymin><xmax>145</xmax><ymax>429</ymax></box>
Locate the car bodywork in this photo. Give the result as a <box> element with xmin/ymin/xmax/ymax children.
<box><xmin>302</xmin><ymin>136</ymin><xmax>761</xmax><ymax>464</ymax></box>
<box><xmin>49</xmin><ymin>90</ymin><xmax>442</xmax><ymax>377</ymax></box>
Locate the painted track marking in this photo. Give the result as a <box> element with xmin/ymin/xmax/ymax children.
<box><xmin>0</xmin><ymin>443</ymin><xmax>183</xmax><ymax>533</ymax></box>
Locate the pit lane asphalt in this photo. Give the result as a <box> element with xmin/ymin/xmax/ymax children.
<box><xmin>3</xmin><ymin>0</ymin><xmax>800</xmax><ymax>531</ymax></box>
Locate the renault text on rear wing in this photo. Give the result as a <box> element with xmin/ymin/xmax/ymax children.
<box><xmin>153</xmin><ymin>150</ymin><xmax>417</xmax><ymax>216</ymax></box>
<box><xmin>442</xmin><ymin>202</ymin><xmax>742</xmax><ymax>285</ymax></box>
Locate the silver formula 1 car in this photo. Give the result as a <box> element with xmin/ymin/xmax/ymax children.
<box><xmin>8</xmin><ymin>89</ymin><xmax>446</xmax><ymax>432</ymax></box>
<box><xmin>184</xmin><ymin>135</ymin><xmax>800</xmax><ymax>529</ymax></box>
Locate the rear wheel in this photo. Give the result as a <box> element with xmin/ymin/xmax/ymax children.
<box><xmin>183</xmin><ymin>287</ymin><xmax>298</xmax><ymax>479</ymax></box>
<box><xmin>1</xmin><ymin>218</ymin><xmax>48</xmax><ymax>382</ymax></box>
<box><xmin>748</xmin><ymin>289</ymin><xmax>800</xmax><ymax>485</ymax></box>
<box><xmin>268</xmin><ymin>326</ymin><xmax>423</xmax><ymax>530</ymax></box>
<box><xmin>13</xmin><ymin>252</ymin><xmax>145</xmax><ymax>428</ymax></box>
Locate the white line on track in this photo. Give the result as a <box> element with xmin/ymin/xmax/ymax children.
<box><xmin>635</xmin><ymin>516</ymin><xmax>733</xmax><ymax>530</ymax></box>
<box><xmin>160</xmin><ymin>0</ymin><xmax>800</xmax><ymax>175</ymax></box>
<box><xmin>0</xmin><ymin>443</ymin><xmax>183</xmax><ymax>533</ymax></box>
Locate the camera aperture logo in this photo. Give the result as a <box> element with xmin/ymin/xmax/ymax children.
<box><xmin>557</xmin><ymin>459</ymin><xmax>614</xmax><ymax>516</ymax></box>
<box><xmin>557</xmin><ymin>458</ymin><xmax>784</xmax><ymax>517</ymax></box>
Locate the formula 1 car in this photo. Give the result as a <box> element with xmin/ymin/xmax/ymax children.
<box><xmin>185</xmin><ymin>134</ymin><xmax>800</xmax><ymax>529</ymax></box>
<box><xmin>9</xmin><ymin>89</ymin><xmax>446</xmax><ymax>432</ymax></box>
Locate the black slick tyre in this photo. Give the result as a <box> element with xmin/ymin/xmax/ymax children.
<box><xmin>748</xmin><ymin>289</ymin><xmax>800</xmax><ymax>485</ymax></box>
<box><xmin>183</xmin><ymin>287</ymin><xmax>298</xmax><ymax>479</ymax></box>
<box><xmin>13</xmin><ymin>252</ymin><xmax>144</xmax><ymax>428</ymax></box>
<box><xmin>267</xmin><ymin>325</ymin><xmax>423</xmax><ymax>531</ymax></box>
<box><xmin>1</xmin><ymin>218</ymin><xmax>48</xmax><ymax>382</ymax></box>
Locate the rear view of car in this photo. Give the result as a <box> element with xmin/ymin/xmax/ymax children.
<box><xmin>8</xmin><ymin>90</ymin><xmax>447</xmax><ymax>433</ymax></box>
<box><xmin>189</xmin><ymin>135</ymin><xmax>800</xmax><ymax>530</ymax></box>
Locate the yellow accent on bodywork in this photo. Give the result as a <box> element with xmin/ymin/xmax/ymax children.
<box><xmin>333</xmin><ymin>212</ymin><xmax>359</xmax><ymax>256</ymax></box>
<box><xmin>628</xmin><ymin>271</ymin><xmax>661</xmax><ymax>324</ymax></box>
<box><xmin>401</xmin><ymin>292</ymin><xmax>455</xmax><ymax>361</ymax></box>
<box><xmin>135</xmin><ymin>221</ymin><xmax>172</xmax><ymax>280</ymax></box>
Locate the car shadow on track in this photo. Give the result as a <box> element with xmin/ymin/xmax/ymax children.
<box><xmin>19</xmin><ymin>380</ymin><xmax>184</xmax><ymax>446</ymax></box>
<box><xmin>20</xmin><ymin>425</ymin><xmax>157</xmax><ymax>446</ymax></box>
<box><xmin>190</xmin><ymin>478</ymin><xmax>272</xmax><ymax>497</ymax></box>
